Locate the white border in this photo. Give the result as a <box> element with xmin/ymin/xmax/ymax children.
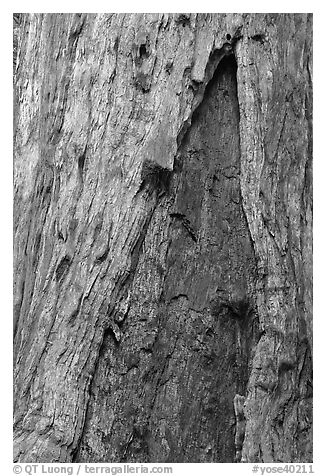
<box><xmin>2</xmin><ymin>4</ymin><xmax>324</xmax><ymax>472</ymax></box>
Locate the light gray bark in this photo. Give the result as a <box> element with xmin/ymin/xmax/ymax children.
<box><xmin>14</xmin><ymin>13</ymin><xmax>312</xmax><ymax>463</ymax></box>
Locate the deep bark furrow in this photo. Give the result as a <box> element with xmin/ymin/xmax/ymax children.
<box><xmin>14</xmin><ymin>13</ymin><xmax>312</xmax><ymax>463</ymax></box>
<box><xmin>75</xmin><ymin>54</ymin><xmax>258</xmax><ymax>463</ymax></box>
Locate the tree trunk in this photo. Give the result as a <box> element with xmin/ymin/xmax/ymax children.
<box><xmin>13</xmin><ymin>13</ymin><xmax>312</xmax><ymax>463</ymax></box>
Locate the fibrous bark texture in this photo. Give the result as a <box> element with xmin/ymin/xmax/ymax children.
<box><xmin>13</xmin><ymin>13</ymin><xmax>312</xmax><ymax>463</ymax></box>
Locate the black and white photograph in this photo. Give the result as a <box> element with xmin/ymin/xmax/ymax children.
<box><xmin>12</xmin><ymin>9</ymin><xmax>313</xmax><ymax>471</ymax></box>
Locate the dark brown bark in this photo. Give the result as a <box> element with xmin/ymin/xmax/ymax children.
<box><xmin>13</xmin><ymin>13</ymin><xmax>312</xmax><ymax>463</ymax></box>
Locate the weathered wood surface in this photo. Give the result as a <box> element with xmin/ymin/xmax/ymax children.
<box><xmin>13</xmin><ymin>13</ymin><xmax>312</xmax><ymax>463</ymax></box>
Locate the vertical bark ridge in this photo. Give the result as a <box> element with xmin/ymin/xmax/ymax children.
<box><xmin>236</xmin><ymin>14</ymin><xmax>312</xmax><ymax>462</ymax></box>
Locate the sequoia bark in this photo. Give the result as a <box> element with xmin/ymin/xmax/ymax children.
<box><xmin>13</xmin><ymin>13</ymin><xmax>312</xmax><ymax>463</ymax></box>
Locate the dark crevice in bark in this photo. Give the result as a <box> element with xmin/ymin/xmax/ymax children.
<box><xmin>74</xmin><ymin>53</ymin><xmax>260</xmax><ymax>463</ymax></box>
<box><xmin>176</xmin><ymin>48</ymin><xmax>232</xmax><ymax>150</ymax></box>
<box><xmin>55</xmin><ymin>255</ymin><xmax>71</xmax><ymax>283</ymax></box>
<box><xmin>78</xmin><ymin>146</ymin><xmax>87</xmax><ymax>182</ymax></box>
<box><xmin>155</xmin><ymin>54</ymin><xmax>259</xmax><ymax>462</ymax></box>
<box><xmin>13</xmin><ymin>14</ymin><xmax>313</xmax><ymax>465</ymax></box>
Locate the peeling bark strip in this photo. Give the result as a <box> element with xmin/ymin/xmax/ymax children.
<box><xmin>14</xmin><ymin>14</ymin><xmax>312</xmax><ymax>463</ymax></box>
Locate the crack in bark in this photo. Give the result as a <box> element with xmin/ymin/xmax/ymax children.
<box><xmin>14</xmin><ymin>14</ymin><xmax>312</xmax><ymax>463</ymax></box>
